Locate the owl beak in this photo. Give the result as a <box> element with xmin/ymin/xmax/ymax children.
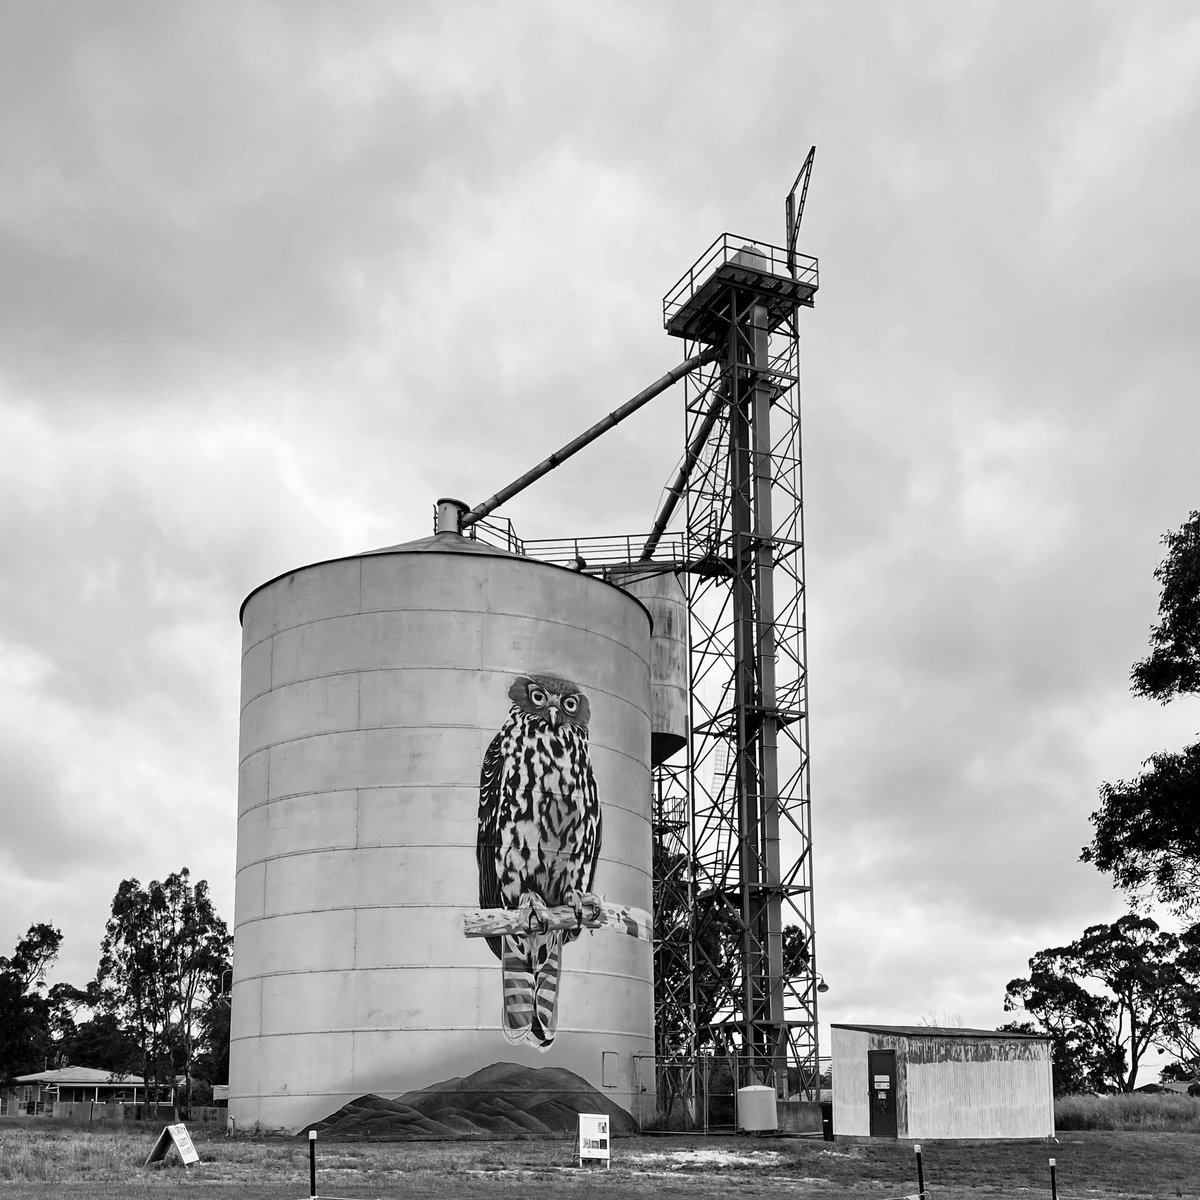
<box><xmin>547</xmin><ymin>705</ymin><xmax>559</xmax><ymax>726</ymax></box>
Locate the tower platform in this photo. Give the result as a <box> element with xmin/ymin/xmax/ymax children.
<box><xmin>663</xmin><ymin>234</ymin><xmax>818</xmax><ymax>344</ymax></box>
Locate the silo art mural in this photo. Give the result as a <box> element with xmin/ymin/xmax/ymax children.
<box><xmin>229</xmin><ymin>535</ymin><xmax>655</xmax><ymax>1135</ymax></box>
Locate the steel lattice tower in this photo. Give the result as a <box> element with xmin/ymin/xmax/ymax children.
<box><xmin>652</xmin><ymin>199</ymin><xmax>820</xmax><ymax>1097</ymax></box>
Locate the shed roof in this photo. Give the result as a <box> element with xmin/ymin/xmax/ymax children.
<box><xmin>14</xmin><ymin>1066</ymin><xmax>144</xmax><ymax>1086</ymax></box>
<box><xmin>831</xmin><ymin>1023</ymin><xmax>1048</xmax><ymax>1040</ymax></box>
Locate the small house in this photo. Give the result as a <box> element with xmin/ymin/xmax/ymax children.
<box><xmin>1</xmin><ymin>1067</ymin><xmax>146</xmax><ymax>1116</ymax></box>
<box><xmin>831</xmin><ymin>1024</ymin><xmax>1053</xmax><ymax>1140</ymax></box>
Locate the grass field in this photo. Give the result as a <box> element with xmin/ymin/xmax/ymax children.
<box><xmin>1056</xmin><ymin>1091</ymin><xmax>1200</xmax><ymax>1131</ymax></box>
<box><xmin>1</xmin><ymin>1119</ymin><xmax>1198</xmax><ymax>1200</ymax></box>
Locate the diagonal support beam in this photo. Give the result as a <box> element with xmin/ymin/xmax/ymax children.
<box><xmin>461</xmin><ymin>348</ymin><xmax>720</xmax><ymax>529</ymax></box>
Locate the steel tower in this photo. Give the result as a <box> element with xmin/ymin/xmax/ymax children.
<box><xmin>646</xmin><ymin>160</ymin><xmax>820</xmax><ymax>1098</ymax></box>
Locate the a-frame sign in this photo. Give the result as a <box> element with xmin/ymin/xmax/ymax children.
<box><xmin>144</xmin><ymin>1122</ymin><xmax>200</xmax><ymax>1167</ymax></box>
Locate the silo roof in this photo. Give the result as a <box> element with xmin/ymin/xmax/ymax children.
<box><xmin>360</xmin><ymin>531</ymin><xmax>525</xmax><ymax>558</ymax></box>
<box><xmin>240</xmin><ymin>530</ymin><xmax>653</xmax><ymax>627</ymax></box>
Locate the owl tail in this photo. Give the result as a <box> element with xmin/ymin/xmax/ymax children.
<box><xmin>532</xmin><ymin>931</ymin><xmax>563</xmax><ymax>1047</ymax></box>
<box><xmin>500</xmin><ymin>930</ymin><xmax>562</xmax><ymax>1049</ymax></box>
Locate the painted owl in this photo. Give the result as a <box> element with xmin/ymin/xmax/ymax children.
<box><xmin>476</xmin><ymin>673</ymin><xmax>602</xmax><ymax>1049</ymax></box>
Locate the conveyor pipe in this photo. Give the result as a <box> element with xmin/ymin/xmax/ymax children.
<box><xmin>640</xmin><ymin>379</ymin><xmax>724</xmax><ymax>561</ymax></box>
<box><xmin>460</xmin><ymin>348</ymin><xmax>720</xmax><ymax>530</ymax></box>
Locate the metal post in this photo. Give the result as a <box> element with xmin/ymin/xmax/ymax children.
<box><xmin>309</xmin><ymin>1129</ymin><xmax>317</xmax><ymax>1198</ymax></box>
<box><xmin>915</xmin><ymin>1143</ymin><xmax>925</xmax><ymax>1197</ymax></box>
<box><xmin>725</xmin><ymin>296</ymin><xmax>757</xmax><ymax>1071</ymax></box>
<box><xmin>748</xmin><ymin>300</ymin><xmax>786</xmax><ymax>1081</ymax></box>
<box><xmin>1049</xmin><ymin>1156</ymin><xmax>1057</xmax><ymax>1200</ymax></box>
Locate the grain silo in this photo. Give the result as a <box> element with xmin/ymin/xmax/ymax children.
<box><xmin>229</xmin><ymin>522</ymin><xmax>655</xmax><ymax>1134</ymax></box>
<box><xmin>608</xmin><ymin>567</ymin><xmax>687</xmax><ymax>766</ymax></box>
<box><xmin>830</xmin><ymin>1024</ymin><xmax>1054</xmax><ymax>1141</ymax></box>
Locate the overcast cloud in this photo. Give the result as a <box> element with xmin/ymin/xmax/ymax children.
<box><xmin>3</xmin><ymin>0</ymin><xmax>1199</xmax><ymax>1079</ymax></box>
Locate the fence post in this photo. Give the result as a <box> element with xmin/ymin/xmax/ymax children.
<box><xmin>309</xmin><ymin>1130</ymin><xmax>317</xmax><ymax>1198</ymax></box>
<box><xmin>1049</xmin><ymin>1156</ymin><xmax>1057</xmax><ymax>1200</ymax></box>
<box><xmin>914</xmin><ymin>1143</ymin><xmax>925</xmax><ymax>1197</ymax></box>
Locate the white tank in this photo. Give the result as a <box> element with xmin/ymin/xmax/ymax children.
<box><xmin>611</xmin><ymin>568</ymin><xmax>688</xmax><ymax>765</ymax></box>
<box><xmin>230</xmin><ymin>531</ymin><xmax>655</xmax><ymax>1133</ymax></box>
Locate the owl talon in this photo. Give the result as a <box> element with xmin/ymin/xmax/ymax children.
<box><xmin>522</xmin><ymin>892</ymin><xmax>551</xmax><ymax>934</ymax></box>
<box><xmin>577</xmin><ymin>891</ymin><xmax>604</xmax><ymax>927</ymax></box>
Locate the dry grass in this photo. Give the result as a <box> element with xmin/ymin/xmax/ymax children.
<box><xmin>1056</xmin><ymin>1091</ymin><xmax>1200</xmax><ymax>1131</ymax></box>
<box><xmin>0</xmin><ymin>1123</ymin><xmax>133</xmax><ymax>1181</ymax></box>
<box><xmin>0</xmin><ymin>1118</ymin><xmax>1198</xmax><ymax>1198</ymax></box>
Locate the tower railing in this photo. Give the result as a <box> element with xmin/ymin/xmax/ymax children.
<box><xmin>663</xmin><ymin>234</ymin><xmax>818</xmax><ymax>337</ymax></box>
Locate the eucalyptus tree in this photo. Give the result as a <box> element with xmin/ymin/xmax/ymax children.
<box><xmin>94</xmin><ymin>869</ymin><xmax>230</xmax><ymax>1113</ymax></box>
<box><xmin>1004</xmin><ymin>914</ymin><xmax>1187</xmax><ymax>1093</ymax></box>
<box><xmin>0</xmin><ymin>923</ymin><xmax>63</xmax><ymax>1079</ymax></box>
<box><xmin>1083</xmin><ymin>511</ymin><xmax>1200</xmax><ymax>917</ymax></box>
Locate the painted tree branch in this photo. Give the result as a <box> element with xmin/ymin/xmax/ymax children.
<box><xmin>463</xmin><ymin>894</ymin><xmax>652</xmax><ymax>943</ymax></box>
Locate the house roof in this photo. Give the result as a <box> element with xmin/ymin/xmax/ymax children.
<box><xmin>831</xmin><ymin>1023</ymin><xmax>1048</xmax><ymax>1040</ymax></box>
<box><xmin>1138</xmin><ymin>1078</ymin><xmax>1200</xmax><ymax>1095</ymax></box>
<box><xmin>14</xmin><ymin>1066</ymin><xmax>144</xmax><ymax>1086</ymax></box>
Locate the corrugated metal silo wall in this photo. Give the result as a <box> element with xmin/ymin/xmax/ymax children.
<box><xmin>612</xmin><ymin>569</ymin><xmax>687</xmax><ymax>765</ymax></box>
<box><xmin>230</xmin><ymin>544</ymin><xmax>655</xmax><ymax>1133</ymax></box>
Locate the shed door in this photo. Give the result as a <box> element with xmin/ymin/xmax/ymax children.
<box><xmin>867</xmin><ymin>1049</ymin><xmax>898</xmax><ymax>1138</ymax></box>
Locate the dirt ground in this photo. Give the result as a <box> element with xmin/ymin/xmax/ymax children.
<box><xmin>1</xmin><ymin>1124</ymin><xmax>1197</xmax><ymax>1199</ymax></box>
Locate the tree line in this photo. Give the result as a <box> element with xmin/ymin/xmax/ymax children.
<box><xmin>1004</xmin><ymin>512</ymin><xmax>1200</xmax><ymax>1093</ymax></box>
<box><xmin>0</xmin><ymin>868</ymin><xmax>230</xmax><ymax>1110</ymax></box>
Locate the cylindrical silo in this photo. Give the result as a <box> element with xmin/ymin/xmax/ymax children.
<box><xmin>230</xmin><ymin>531</ymin><xmax>655</xmax><ymax>1134</ymax></box>
<box><xmin>611</xmin><ymin>568</ymin><xmax>688</xmax><ymax>765</ymax></box>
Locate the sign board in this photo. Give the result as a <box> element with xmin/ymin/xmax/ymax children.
<box><xmin>577</xmin><ymin>1113</ymin><xmax>610</xmax><ymax>1167</ymax></box>
<box><xmin>873</xmin><ymin>1075</ymin><xmax>891</xmax><ymax>1090</ymax></box>
<box><xmin>145</xmin><ymin>1122</ymin><xmax>200</xmax><ymax>1167</ymax></box>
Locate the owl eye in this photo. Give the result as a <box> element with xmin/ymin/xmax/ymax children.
<box><xmin>528</xmin><ymin>687</ymin><xmax>547</xmax><ymax>706</ymax></box>
<box><xmin>562</xmin><ymin>695</ymin><xmax>579</xmax><ymax>714</ymax></box>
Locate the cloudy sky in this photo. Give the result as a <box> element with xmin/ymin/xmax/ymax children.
<box><xmin>3</xmin><ymin>1</ymin><xmax>1199</xmax><ymax>1078</ymax></box>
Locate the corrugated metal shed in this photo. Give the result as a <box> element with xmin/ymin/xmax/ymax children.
<box><xmin>831</xmin><ymin>1024</ymin><xmax>1054</xmax><ymax>1141</ymax></box>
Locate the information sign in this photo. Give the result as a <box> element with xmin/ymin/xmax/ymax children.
<box><xmin>577</xmin><ymin>1113</ymin><xmax>610</xmax><ymax>1167</ymax></box>
<box><xmin>144</xmin><ymin>1122</ymin><xmax>201</xmax><ymax>1167</ymax></box>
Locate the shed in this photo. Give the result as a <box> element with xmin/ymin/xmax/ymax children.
<box><xmin>831</xmin><ymin>1024</ymin><xmax>1053</xmax><ymax>1141</ymax></box>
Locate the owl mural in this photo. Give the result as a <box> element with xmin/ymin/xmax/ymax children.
<box><xmin>476</xmin><ymin>673</ymin><xmax>602</xmax><ymax>1049</ymax></box>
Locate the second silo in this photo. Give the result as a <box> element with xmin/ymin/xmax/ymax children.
<box><xmin>230</xmin><ymin>528</ymin><xmax>655</xmax><ymax>1133</ymax></box>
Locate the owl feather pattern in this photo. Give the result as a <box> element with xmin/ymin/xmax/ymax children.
<box><xmin>477</xmin><ymin>673</ymin><xmax>602</xmax><ymax>1049</ymax></box>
